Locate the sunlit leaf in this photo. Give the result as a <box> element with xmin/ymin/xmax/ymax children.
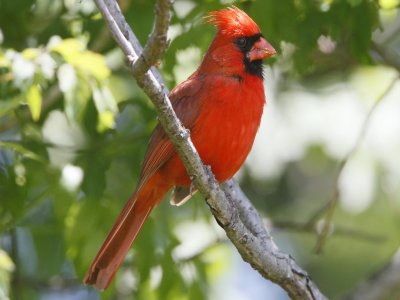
<box><xmin>51</xmin><ymin>38</ymin><xmax>110</xmax><ymax>81</ymax></box>
<box><xmin>25</xmin><ymin>84</ymin><xmax>42</xmax><ymax>121</ymax></box>
<box><xmin>97</xmin><ymin>110</ymin><xmax>115</xmax><ymax>132</ymax></box>
<box><xmin>0</xmin><ymin>249</ymin><xmax>14</xmax><ymax>273</ymax></box>
<box><xmin>50</xmin><ymin>38</ymin><xmax>84</xmax><ymax>60</ymax></box>
<box><xmin>91</xmin><ymin>83</ymin><xmax>118</xmax><ymax>132</ymax></box>
<box><xmin>21</xmin><ymin>48</ymin><xmax>39</xmax><ymax>60</ymax></box>
<box><xmin>0</xmin><ymin>249</ymin><xmax>14</xmax><ymax>300</ymax></box>
<box><xmin>379</xmin><ymin>0</ymin><xmax>400</xmax><ymax>9</ymax></box>
<box><xmin>73</xmin><ymin>51</ymin><xmax>110</xmax><ymax>81</ymax></box>
<box><xmin>0</xmin><ymin>53</ymin><xmax>10</xmax><ymax>68</ymax></box>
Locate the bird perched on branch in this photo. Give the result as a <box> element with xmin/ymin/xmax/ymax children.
<box><xmin>84</xmin><ymin>6</ymin><xmax>276</xmax><ymax>290</ymax></box>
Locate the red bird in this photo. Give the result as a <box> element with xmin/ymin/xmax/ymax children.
<box><xmin>84</xmin><ymin>6</ymin><xmax>275</xmax><ymax>290</ymax></box>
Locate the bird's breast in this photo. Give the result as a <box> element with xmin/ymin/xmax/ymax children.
<box><xmin>191</xmin><ymin>76</ymin><xmax>265</xmax><ymax>182</ymax></box>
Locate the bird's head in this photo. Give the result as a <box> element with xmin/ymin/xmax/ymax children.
<box><xmin>202</xmin><ymin>7</ymin><xmax>276</xmax><ymax>79</ymax></box>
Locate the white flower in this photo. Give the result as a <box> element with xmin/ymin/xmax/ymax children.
<box><xmin>36</xmin><ymin>52</ymin><xmax>57</xmax><ymax>80</ymax></box>
<box><xmin>57</xmin><ymin>63</ymin><xmax>77</xmax><ymax>92</ymax></box>
<box><xmin>12</xmin><ymin>54</ymin><xmax>35</xmax><ymax>87</ymax></box>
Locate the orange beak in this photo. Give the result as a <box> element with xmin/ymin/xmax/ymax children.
<box><xmin>248</xmin><ymin>37</ymin><xmax>276</xmax><ymax>62</ymax></box>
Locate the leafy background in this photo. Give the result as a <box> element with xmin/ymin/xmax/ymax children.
<box><xmin>1</xmin><ymin>0</ymin><xmax>400</xmax><ymax>299</ymax></box>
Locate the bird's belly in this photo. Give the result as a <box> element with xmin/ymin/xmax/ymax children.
<box><xmin>193</xmin><ymin>113</ymin><xmax>259</xmax><ymax>182</ymax></box>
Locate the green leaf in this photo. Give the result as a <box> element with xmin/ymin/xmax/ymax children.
<box><xmin>0</xmin><ymin>141</ymin><xmax>43</xmax><ymax>162</ymax></box>
<box><xmin>0</xmin><ymin>97</ymin><xmax>21</xmax><ymax>118</ymax></box>
<box><xmin>91</xmin><ymin>83</ymin><xmax>118</xmax><ymax>132</ymax></box>
<box><xmin>63</xmin><ymin>72</ymin><xmax>91</xmax><ymax>122</ymax></box>
<box><xmin>26</xmin><ymin>84</ymin><xmax>42</xmax><ymax>121</ymax></box>
<box><xmin>347</xmin><ymin>0</ymin><xmax>363</xmax><ymax>6</ymax></box>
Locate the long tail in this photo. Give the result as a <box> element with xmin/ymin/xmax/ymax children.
<box><xmin>83</xmin><ymin>175</ymin><xmax>169</xmax><ymax>290</ymax></box>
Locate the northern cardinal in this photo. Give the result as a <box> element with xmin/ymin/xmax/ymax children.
<box><xmin>84</xmin><ymin>6</ymin><xmax>275</xmax><ymax>290</ymax></box>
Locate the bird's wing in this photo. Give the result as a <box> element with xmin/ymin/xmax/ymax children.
<box><xmin>137</xmin><ymin>76</ymin><xmax>205</xmax><ymax>188</ymax></box>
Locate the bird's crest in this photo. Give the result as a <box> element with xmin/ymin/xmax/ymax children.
<box><xmin>204</xmin><ymin>6</ymin><xmax>260</xmax><ymax>37</ymax></box>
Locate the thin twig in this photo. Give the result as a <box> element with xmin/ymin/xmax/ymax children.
<box><xmin>104</xmin><ymin>0</ymin><xmax>168</xmax><ymax>91</ymax></box>
<box><xmin>344</xmin><ymin>248</ymin><xmax>400</xmax><ymax>300</ymax></box>
<box><xmin>311</xmin><ymin>74</ymin><xmax>399</xmax><ymax>253</ymax></box>
<box><xmin>372</xmin><ymin>42</ymin><xmax>400</xmax><ymax>73</ymax></box>
<box><xmin>93</xmin><ymin>0</ymin><xmax>327</xmax><ymax>299</ymax></box>
<box><xmin>274</xmin><ymin>220</ymin><xmax>386</xmax><ymax>243</ymax></box>
<box><xmin>129</xmin><ymin>0</ymin><xmax>170</xmax><ymax>76</ymax></box>
<box><xmin>91</xmin><ymin>0</ymin><xmax>130</xmax><ymax>52</ymax></box>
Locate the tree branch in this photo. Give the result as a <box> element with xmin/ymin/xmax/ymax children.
<box><xmin>93</xmin><ymin>0</ymin><xmax>327</xmax><ymax>299</ymax></box>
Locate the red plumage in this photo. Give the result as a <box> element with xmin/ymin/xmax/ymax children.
<box><xmin>84</xmin><ymin>6</ymin><xmax>276</xmax><ymax>290</ymax></box>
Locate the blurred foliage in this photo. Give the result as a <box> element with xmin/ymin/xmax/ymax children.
<box><xmin>0</xmin><ymin>0</ymin><xmax>400</xmax><ymax>299</ymax></box>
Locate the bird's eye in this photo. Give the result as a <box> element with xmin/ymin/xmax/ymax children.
<box><xmin>237</xmin><ymin>37</ymin><xmax>247</xmax><ymax>47</ymax></box>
